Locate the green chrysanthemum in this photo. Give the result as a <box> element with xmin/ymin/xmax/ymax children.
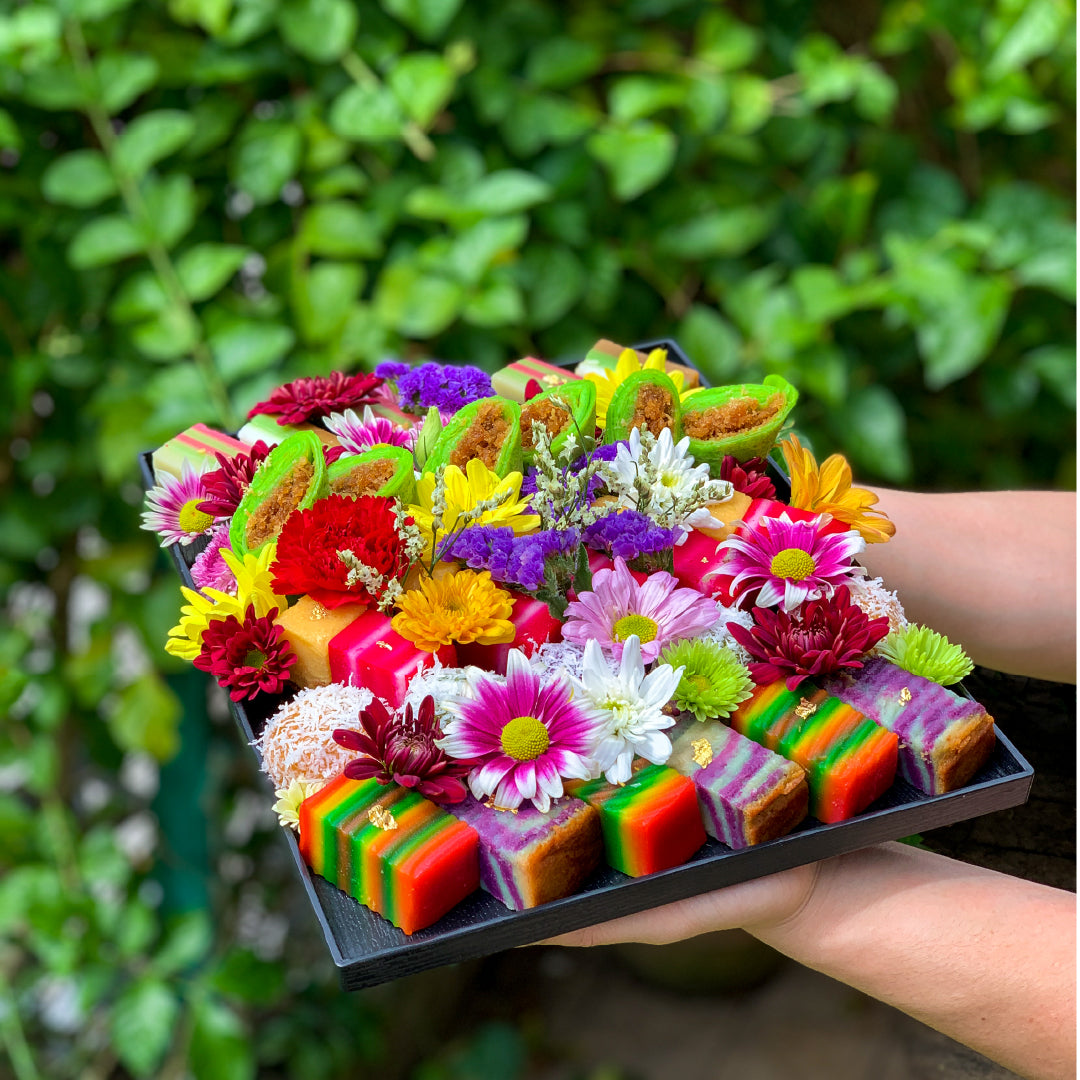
<box><xmin>657</xmin><ymin>639</ymin><xmax>754</xmax><ymax>722</ymax></box>
<box><xmin>878</xmin><ymin>624</ymin><xmax>973</xmax><ymax>686</ymax></box>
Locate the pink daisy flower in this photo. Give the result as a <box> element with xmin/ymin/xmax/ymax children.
<box><xmin>438</xmin><ymin>650</ymin><xmax>598</xmax><ymax>812</ymax></box>
<box><xmin>323</xmin><ymin>405</ymin><xmax>417</xmax><ymax>453</ymax></box>
<box><xmin>562</xmin><ymin>556</ymin><xmax>720</xmax><ymax>664</ymax></box>
<box><xmin>721</xmin><ymin>512</ymin><xmax>864</xmax><ymax>612</ymax></box>
<box><xmin>190</xmin><ymin>524</ymin><xmax>236</xmax><ymax>593</ymax></box>
<box><xmin>140</xmin><ymin>462</ymin><xmax>214</xmax><ymax>547</ymax></box>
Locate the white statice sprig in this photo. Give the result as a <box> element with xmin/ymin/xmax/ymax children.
<box><xmin>529</xmin><ymin>406</ymin><xmax>607</xmax><ymax>532</ymax></box>
<box><xmin>571</xmin><ymin>635</ymin><xmax>683</xmax><ymax>785</ymax></box>
<box><xmin>599</xmin><ymin>427</ymin><xmax>735</xmax><ymax>542</ymax></box>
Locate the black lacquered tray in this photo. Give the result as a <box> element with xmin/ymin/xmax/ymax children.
<box><xmin>141</xmin><ymin>338</ymin><xmax>1034</xmax><ymax>990</ymax></box>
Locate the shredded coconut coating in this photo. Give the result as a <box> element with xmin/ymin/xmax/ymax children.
<box><xmin>401</xmin><ymin>658</ymin><xmax>490</xmax><ymax>723</ymax></box>
<box><xmin>258</xmin><ymin>682</ymin><xmax>373</xmax><ymax>789</ymax></box>
<box><xmin>531</xmin><ymin>639</ymin><xmax>589</xmax><ymax>682</ymax></box>
<box><xmin>848</xmin><ymin>575</ymin><xmax>909</xmax><ymax>641</ymax></box>
<box><xmin>702</xmin><ymin>605</ymin><xmax>757</xmax><ymax>666</ymax></box>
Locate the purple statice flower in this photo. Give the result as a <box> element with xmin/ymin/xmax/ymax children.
<box><xmin>394</xmin><ymin>362</ymin><xmax>493</xmax><ymax>418</ymax></box>
<box><xmin>374</xmin><ymin>360</ymin><xmax>410</xmax><ymax>381</ymax></box>
<box><xmin>570</xmin><ymin>441</ymin><xmax>624</xmax><ymax>471</ymax></box>
<box><xmin>191</xmin><ymin>524</ymin><xmax>237</xmax><ymax>593</ymax></box>
<box><xmin>582</xmin><ymin>510</ymin><xmax>680</xmax><ymax>562</ymax></box>
<box><xmin>443</xmin><ymin>525</ymin><xmax>580</xmax><ymax>592</ymax></box>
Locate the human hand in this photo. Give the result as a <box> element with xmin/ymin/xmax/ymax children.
<box><xmin>543</xmin><ymin>860</ymin><xmax>820</xmax><ymax>947</ymax></box>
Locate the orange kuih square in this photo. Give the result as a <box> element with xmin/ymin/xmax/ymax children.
<box><xmin>276</xmin><ymin>596</ymin><xmax>366</xmax><ymax>687</ymax></box>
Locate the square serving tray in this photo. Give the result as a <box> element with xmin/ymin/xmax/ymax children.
<box><xmin>141</xmin><ymin>338</ymin><xmax>1034</xmax><ymax>990</ymax></box>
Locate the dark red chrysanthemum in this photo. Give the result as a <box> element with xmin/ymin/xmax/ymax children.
<box><xmin>198</xmin><ymin>441</ymin><xmax>273</xmax><ymax>518</ymax></box>
<box><xmin>247</xmin><ymin>371</ymin><xmax>384</xmax><ymax>425</ymax></box>
<box><xmin>726</xmin><ymin>586</ymin><xmax>889</xmax><ymax>691</ymax></box>
<box><xmin>271</xmin><ymin>494</ymin><xmax>408</xmax><ymax>609</ymax></box>
<box><xmin>718</xmin><ymin>455</ymin><xmax>777</xmax><ymax>500</ymax></box>
<box><xmin>333</xmin><ymin>696</ymin><xmax>470</xmax><ymax>804</ymax></box>
<box><xmin>193</xmin><ymin>604</ymin><xmax>296</xmax><ymax>701</ymax></box>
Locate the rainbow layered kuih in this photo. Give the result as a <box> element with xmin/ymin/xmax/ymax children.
<box><xmin>730</xmin><ymin>682</ymin><xmax>898</xmax><ymax>823</ymax></box>
<box><xmin>667</xmin><ymin>719</ymin><xmax>808</xmax><ymax>849</ymax></box>
<box><xmin>151</xmin><ymin>423</ymin><xmax>250</xmax><ymax>478</ymax></box>
<box><xmin>447</xmin><ymin>796</ymin><xmax>603</xmax><ymax>910</ymax></box>
<box><xmin>327</xmin><ymin>607</ymin><xmax>457</xmax><ymax>708</ymax></box>
<box><xmin>824</xmin><ymin>658</ymin><xmax>996</xmax><ymax>795</ymax></box>
<box><xmin>298</xmin><ymin>774</ymin><xmax>479</xmax><ymax>935</ymax></box>
<box><xmin>491</xmin><ymin>356</ymin><xmax>581</xmax><ymax>402</ymax></box>
<box><xmin>567</xmin><ymin>764</ymin><xmax>706</xmax><ymax>877</ymax></box>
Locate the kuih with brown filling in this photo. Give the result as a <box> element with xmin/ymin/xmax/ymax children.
<box><xmin>330</xmin><ymin>458</ymin><xmax>396</xmax><ymax>499</ymax></box>
<box><xmin>682</xmin><ymin>391</ymin><xmax>785</xmax><ymax>440</ymax></box>
<box><xmin>450</xmin><ymin>401</ymin><xmax>511</xmax><ymax>470</ymax></box>
<box><xmin>632</xmin><ymin>382</ymin><xmax>676</xmax><ymax>438</ymax></box>
<box><xmin>245</xmin><ymin>459</ymin><xmax>315</xmax><ymax>550</ymax></box>
<box><xmin>520</xmin><ymin>397</ymin><xmax>571</xmax><ymax>450</ymax></box>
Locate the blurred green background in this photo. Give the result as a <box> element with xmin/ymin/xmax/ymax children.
<box><xmin>0</xmin><ymin>0</ymin><xmax>1074</xmax><ymax>1077</ymax></box>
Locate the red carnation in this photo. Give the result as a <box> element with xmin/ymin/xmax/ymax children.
<box><xmin>193</xmin><ymin>605</ymin><xmax>296</xmax><ymax>701</ymax></box>
<box><xmin>718</xmin><ymin>454</ymin><xmax>777</xmax><ymax>500</ymax></box>
<box><xmin>247</xmin><ymin>371</ymin><xmax>384</xmax><ymax>425</ymax></box>
<box><xmin>333</xmin><ymin>696</ymin><xmax>470</xmax><ymax>804</ymax></box>
<box><xmin>198</xmin><ymin>441</ymin><xmax>273</xmax><ymax>518</ymax></box>
<box><xmin>727</xmin><ymin>585</ymin><xmax>890</xmax><ymax>691</ymax></box>
<box><xmin>271</xmin><ymin>494</ymin><xmax>408</xmax><ymax>610</ymax></box>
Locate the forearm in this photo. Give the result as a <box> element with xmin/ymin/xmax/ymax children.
<box><xmin>754</xmin><ymin>843</ymin><xmax>1076</xmax><ymax>1080</ymax></box>
<box><xmin>859</xmin><ymin>490</ymin><xmax>1076</xmax><ymax>683</ymax></box>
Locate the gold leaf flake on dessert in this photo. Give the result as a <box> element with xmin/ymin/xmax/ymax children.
<box><xmin>368</xmin><ymin>805</ymin><xmax>397</xmax><ymax>830</ymax></box>
<box><xmin>795</xmin><ymin>697</ymin><xmax>817</xmax><ymax>719</ymax></box>
<box><xmin>310</xmin><ymin>602</ymin><xmax>328</xmax><ymax>620</ymax></box>
<box><xmin>899</xmin><ymin>687</ymin><xmax>912</xmax><ymax>705</ymax></box>
<box><xmin>376</xmin><ymin>639</ymin><xmax>393</xmax><ymax>650</ymax></box>
<box><xmin>484</xmin><ymin>799</ymin><xmax>519</xmax><ymax>813</ymax></box>
<box><xmin>691</xmin><ymin>737</ymin><xmax>713</xmax><ymax>768</ymax></box>
<box><xmin>541</xmin><ymin>373</ymin><xmax>567</xmax><ymax>385</ymax></box>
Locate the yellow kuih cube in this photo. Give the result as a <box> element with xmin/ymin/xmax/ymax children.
<box><xmin>275</xmin><ymin>596</ymin><xmax>365</xmax><ymax>687</ymax></box>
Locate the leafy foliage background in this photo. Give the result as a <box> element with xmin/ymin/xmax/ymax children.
<box><xmin>0</xmin><ymin>0</ymin><xmax>1074</xmax><ymax>1077</ymax></box>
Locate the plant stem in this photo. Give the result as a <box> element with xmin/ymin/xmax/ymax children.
<box><xmin>0</xmin><ymin>981</ymin><xmax>41</xmax><ymax>1080</ymax></box>
<box><xmin>63</xmin><ymin>19</ymin><xmax>239</xmax><ymax>430</ymax></box>
<box><xmin>341</xmin><ymin>51</ymin><xmax>436</xmax><ymax>162</ymax></box>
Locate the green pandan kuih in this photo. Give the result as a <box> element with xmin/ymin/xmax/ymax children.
<box><xmin>520</xmin><ymin>381</ymin><xmax>596</xmax><ymax>467</ymax></box>
<box><xmin>680</xmin><ymin>374</ymin><xmax>798</xmax><ymax>468</ymax></box>
<box><xmin>328</xmin><ymin>445</ymin><xmax>418</xmax><ymax>505</ymax></box>
<box><xmin>423</xmin><ymin>396</ymin><xmax>523</xmax><ymax>478</ymax></box>
<box><xmin>230</xmin><ymin>430</ymin><xmax>328</xmax><ymax>557</ymax></box>
<box><xmin>603</xmin><ymin>369</ymin><xmax>681</xmax><ymax>444</ymax></box>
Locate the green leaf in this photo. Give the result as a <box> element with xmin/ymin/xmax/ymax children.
<box><xmin>379</xmin><ymin>0</ymin><xmax>462</xmax><ymax>41</ymax></box>
<box><xmin>153</xmin><ymin>912</ymin><xmax>214</xmax><ymax>976</ymax></box>
<box><xmin>725</xmin><ymin>74</ymin><xmax>772</xmax><ymax>134</ymax></box>
<box><xmin>132</xmin><ymin>307</ymin><xmax>200</xmax><ymax>361</ymax></box>
<box><xmin>375</xmin><ymin>262</ymin><xmax>463</xmax><ymax>338</ymax></box>
<box><xmin>328</xmin><ymin>83</ymin><xmax>405</xmax><ymax>142</ymax></box>
<box><xmin>836</xmin><ymin>385</ymin><xmax>912</xmax><ymax>483</ymax></box>
<box><xmin>70</xmin><ymin>0</ymin><xmax>137</xmax><ymax>19</ymax></box>
<box><xmin>791</xmin><ymin>265</ymin><xmax>859</xmax><ymax>323</ymax></box>
<box><xmin>460</xmin><ymin>170</ymin><xmax>553</xmax><ymax>215</ymax></box>
<box><xmin>1023</xmin><ymin>345</ymin><xmax>1076</xmax><ymax>409</ymax></box>
<box><xmin>462</xmin><ymin>276</ymin><xmax>525</xmax><ymax>328</ymax></box>
<box><xmin>142</xmin><ymin>174</ymin><xmax>197</xmax><ymax>248</ymax></box>
<box><xmin>501</xmin><ymin>92</ymin><xmax>597</xmax><ymax>156</ymax></box>
<box><xmin>110</xmin><ymin>272</ymin><xmax>168</xmax><ymax>322</ymax></box>
<box><xmin>389</xmin><ymin>53</ymin><xmax>455</xmax><ymax>127</ymax></box>
<box><xmin>231</xmin><ymin>120</ymin><xmax>303</xmax><ymax>204</ymax></box>
<box><xmin>520</xmin><ymin>245</ymin><xmax>585</xmax><ymax>329</ymax></box>
<box><xmin>299</xmin><ymin>201</ymin><xmax>383</xmax><ymax>258</ymax></box>
<box><xmin>695</xmin><ymin>9</ymin><xmax>760</xmax><ymax>70</ymax></box>
<box><xmin>188</xmin><ymin>998</ymin><xmax>255</xmax><ymax>1080</ymax></box>
<box><xmin>587</xmin><ymin>121</ymin><xmax>677</xmax><ymax>201</ymax></box>
<box><xmin>444</xmin><ymin>216</ymin><xmax>529</xmax><ymax>286</ymax></box>
<box><xmin>0</xmin><ymin>107</ymin><xmax>20</xmax><ymax>150</ymax></box>
<box><xmin>68</xmin><ymin>214</ymin><xmax>143</xmax><ymax>268</ymax></box>
<box><xmin>114</xmin><ymin>110</ymin><xmax>196</xmax><ymax>180</ymax></box>
<box><xmin>676</xmin><ymin>304</ymin><xmax>742</xmax><ymax>383</ymax></box>
<box><xmin>525</xmin><ymin>37</ymin><xmax>604</xmax><ymax>89</ymax></box>
<box><xmin>609</xmin><ymin>76</ymin><xmax>688</xmax><ymax>123</ymax></box>
<box><xmin>1015</xmin><ymin>242</ymin><xmax>1076</xmax><ymax>300</ymax></box>
<box><xmin>110</xmin><ymin>978</ymin><xmax>180</xmax><ymax>1078</ymax></box>
<box><xmin>209</xmin><ymin>949</ymin><xmax>286</xmax><ymax>1006</ymax></box>
<box><xmin>176</xmin><ymin>243</ymin><xmax>249</xmax><ymax>301</ymax></box>
<box><xmin>209</xmin><ymin>319</ymin><xmax>295</xmax><ymax>381</ymax></box>
<box><xmin>986</xmin><ymin>0</ymin><xmax>1070</xmax><ymax>80</ymax></box>
<box><xmin>168</xmin><ymin>0</ymin><xmax>232</xmax><ymax>36</ymax></box>
<box><xmin>657</xmin><ymin>204</ymin><xmax>777</xmax><ymax>259</ymax></box>
<box><xmin>107</xmin><ymin>673</ymin><xmax>181</xmax><ymax>761</ymax></box>
<box><xmin>920</xmin><ymin>276</ymin><xmax>1013</xmax><ymax>389</ymax></box>
<box><xmin>96</xmin><ymin>52</ymin><xmax>159</xmax><ymax>114</ymax></box>
<box><xmin>278</xmin><ymin>0</ymin><xmax>357</xmax><ymax>63</ymax></box>
<box><xmin>292</xmin><ymin>261</ymin><xmax>364</xmax><ymax>343</ymax></box>
<box><xmin>413</xmin><ymin>406</ymin><xmax>442</xmax><ymax>470</ymax></box>
<box><xmin>41</xmin><ymin>150</ymin><xmax>117</xmax><ymax>208</ymax></box>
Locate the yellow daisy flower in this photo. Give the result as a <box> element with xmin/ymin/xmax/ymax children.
<box><xmin>392</xmin><ymin>570</ymin><xmax>516</xmax><ymax>652</ymax></box>
<box><xmin>164</xmin><ymin>543</ymin><xmax>289</xmax><ymax>660</ymax></box>
<box><xmin>586</xmin><ymin>347</ymin><xmax>686</xmax><ymax>429</ymax></box>
<box><xmin>273</xmin><ymin>779</ymin><xmax>326</xmax><ymax>831</ymax></box>
<box><xmin>780</xmin><ymin>435</ymin><xmax>896</xmax><ymax>544</ymax></box>
<box><xmin>408</xmin><ymin>458</ymin><xmax>540</xmax><ymax>562</ymax></box>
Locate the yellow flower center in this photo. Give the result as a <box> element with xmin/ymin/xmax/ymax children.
<box><xmin>178</xmin><ymin>498</ymin><xmax>214</xmax><ymax>535</ymax></box>
<box><xmin>769</xmin><ymin>547</ymin><xmax>816</xmax><ymax>581</ymax></box>
<box><xmin>688</xmin><ymin>673</ymin><xmax>711</xmax><ymax>693</ymax></box>
<box><xmin>500</xmin><ymin>715</ymin><xmax>550</xmax><ymax>761</ymax></box>
<box><xmin>613</xmin><ymin>614</ymin><xmax>659</xmax><ymax>643</ymax></box>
